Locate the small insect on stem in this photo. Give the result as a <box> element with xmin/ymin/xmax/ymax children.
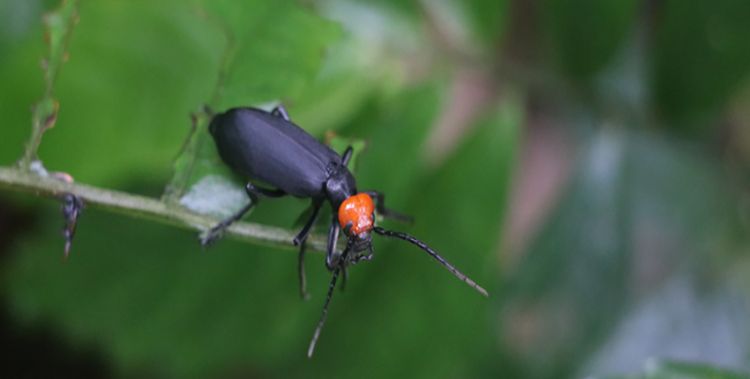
<box><xmin>61</xmin><ymin>193</ymin><xmax>83</xmax><ymax>260</ymax></box>
<box><xmin>203</xmin><ymin>105</ymin><xmax>489</xmax><ymax>357</ymax></box>
<box><xmin>44</xmin><ymin>170</ymin><xmax>84</xmax><ymax>260</ymax></box>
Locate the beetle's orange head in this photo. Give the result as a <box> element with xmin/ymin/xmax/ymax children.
<box><xmin>338</xmin><ymin>193</ymin><xmax>375</xmax><ymax>237</ymax></box>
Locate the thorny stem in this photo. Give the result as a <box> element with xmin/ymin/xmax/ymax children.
<box><xmin>0</xmin><ymin>166</ymin><xmax>330</xmax><ymax>253</ymax></box>
<box><xmin>19</xmin><ymin>0</ymin><xmax>78</xmax><ymax>170</ymax></box>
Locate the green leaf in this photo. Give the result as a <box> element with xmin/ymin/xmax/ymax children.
<box><xmin>653</xmin><ymin>0</ymin><xmax>750</xmax><ymax>131</ymax></box>
<box><xmin>0</xmin><ymin>1</ymin><xmax>51</xmax><ymax>167</ymax></box>
<box><xmin>541</xmin><ymin>0</ymin><xmax>638</xmax><ymax>80</ymax></box>
<box><xmin>30</xmin><ymin>1</ymin><xmax>221</xmax><ymax>186</ymax></box>
<box><xmin>459</xmin><ymin>0</ymin><xmax>511</xmax><ymax>47</ymax></box>
<box><xmin>5</xmin><ymin>204</ymin><xmax>317</xmax><ymax>377</ymax></box>
<box><xmin>199</xmin><ymin>1</ymin><xmax>342</xmax><ymax>108</ymax></box>
<box><xmin>350</xmin><ymin>82</ymin><xmax>445</xmax><ymax>204</ymax></box>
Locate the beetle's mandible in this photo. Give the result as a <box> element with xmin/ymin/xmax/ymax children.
<box><xmin>203</xmin><ymin>105</ymin><xmax>488</xmax><ymax>357</ymax></box>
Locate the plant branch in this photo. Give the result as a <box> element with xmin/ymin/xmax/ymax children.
<box><xmin>0</xmin><ymin>165</ymin><xmax>328</xmax><ymax>253</ymax></box>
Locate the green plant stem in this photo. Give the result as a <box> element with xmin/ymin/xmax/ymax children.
<box><xmin>0</xmin><ymin>165</ymin><xmax>328</xmax><ymax>253</ymax></box>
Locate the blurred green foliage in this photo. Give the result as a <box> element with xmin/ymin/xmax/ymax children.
<box><xmin>654</xmin><ymin>0</ymin><xmax>750</xmax><ymax>129</ymax></box>
<box><xmin>1</xmin><ymin>0</ymin><xmax>749</xmax><ymax>378</ymax></box>
<box><xmin>542</xmin><ymin>0</ymin><xmax>638</xmax><ymax>79</ymax></box>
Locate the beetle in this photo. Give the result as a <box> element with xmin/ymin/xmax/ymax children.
<box><xmin>203</xmin><ymin>105</ymin><xmax>488</xmax><ymax>357</ymax></box>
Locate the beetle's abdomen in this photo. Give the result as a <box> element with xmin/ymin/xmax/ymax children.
<box><xmin>209</xmin><ymin>108</ymin><xmax>343</xmax><ymax>197</ymax></box>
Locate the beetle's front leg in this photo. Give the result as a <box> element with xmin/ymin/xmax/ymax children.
<box><xmin>351</xmin><ymin>248</ymin><xmax>374</xmax><ymax>265</ymax></box>
<box><xmin>325</xmin><ymin>214</ymin><xmax>341</xmax><ymax>271</ymax></box>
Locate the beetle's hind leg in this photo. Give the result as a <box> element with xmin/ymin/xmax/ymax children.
<box><xmin>200</xmin><ymin>183</ymin><xmax>286</xmax><ymax>246</ymax></box>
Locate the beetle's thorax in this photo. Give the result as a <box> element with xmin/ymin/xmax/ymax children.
<box><xmin>325</xmin><ymin>164</ymin><xmax>357</xmax><ymax>209</ymax></box>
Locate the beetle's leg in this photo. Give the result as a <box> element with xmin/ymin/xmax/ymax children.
<box><xmin>293</xmin><ymin>199</ymin><xmax>324</xmax><ymax>246</ymax></box>
<box><xmin>200</xmin><ymin>183</ymin><xmax>286</xmax><ymax>246</ymax></box>
<box><xmin>200</xmin><ymin>202</ymin><xmax>254</xmax><ymax>246</ymax></box>
<box><xmin>325</xmin><ymin>214</ymin><xmax>341</xmax><ymax>271</ymax></box>
<box><xmin>297</xmin><ymin>240</ymin><xmax>310</xmax><ymax>300</ymax></box>
<box><xmin>364</xmin><ymin>190</ymin><xmax>414</xmax><ymax>224</ymax></box>
<box><xmin>338</xmin><ymin>224</ymin><xmax>352</xmax><ymax>291</ymax></box>
<box><xmin>353</xmin><ymin>254</ymin><xmax>373</xmax><ymax>265</ymax></box>
<box><xmin>351</xmin><ymin>251</ymin><xmax>373</xmax><ymax>265</ymax></box>
<box><xmin>271</xmin><ymin>105</ymin><xmax>290</xmax><ymax>121</ymax></box>
<box><xmin>248</xmin><ymin>183</ymin><xmax>286</xmax><ymax>198</ymax></box>
<box><xmin>341</xmin><ymin>145</ymin><xmax>354</xmax><ymax>167</ymax></box>
<box><xmin>294</xmin><ymin>199</ymin><xmax>323</xmax><ymax>300</ymax></box>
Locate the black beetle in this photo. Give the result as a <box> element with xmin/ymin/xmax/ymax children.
<box><xmin>204</xmin><ymin>105</ymin><xmax>487</xmax><ymax>357</ymax></box>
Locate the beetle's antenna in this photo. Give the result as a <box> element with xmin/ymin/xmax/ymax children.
<box><xmin>307</xmin><ymin>239</ymin><xmax>354</xmax><ymax>358</ymax></box>
<box><xmin>373</xmin><ymin>226</ymin><xmax>489</xmax><ymax>297</ymax></box>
